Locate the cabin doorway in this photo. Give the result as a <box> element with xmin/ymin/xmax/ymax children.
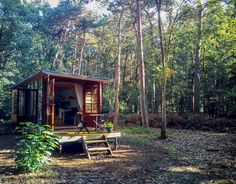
<box><xmin>54</xmin><ymin>82</ymin><xmax>82</xmax><ymax>127</ymax></box>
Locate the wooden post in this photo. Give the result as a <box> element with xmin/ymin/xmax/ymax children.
<box><xmin>16</xmin><ymin>89</ymin><xmax>19</xmax><ymax>122</ymax></box>
<box><xmin>99</xmin><ymin>82</ymin><xmax>102</xmax><ymax>113</ymax></box>
<box><xmin>114</xmin><ymin>138</ymin><xmax>118</xmax><ymax>151</ymax></box>
<box><xmin>82</xmin><ymin>136</ymin><xmax>91</xmax><ymax>159</ymax></box>
<box><xmin>46</xmin><ymin>76</ymin><xmax>50</xmax><ymax>125</ymax></box>
<box><xmin>51</xmin><ymin>79</ymin><xmax>55</xmax><ymax>131</ymax></box>
<box><xmin>35</xmin><ymin>89</ymin><xmax>38</xmax><ymax>124</ymax></box>
<box><xmin>42</xmin><ymin>78</ymin><xmax>46</xmax><ymax>124</ymax></box>
<box><xmin>11</xmin><ymin>90</ymin><xmax>15</xmax><ymax>122</ymax></box>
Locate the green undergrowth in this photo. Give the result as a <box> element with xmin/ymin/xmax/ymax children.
<box><xmin>122</xmin><ymin>127</ymin><xmax>173</xmax><ymax>137</ymax></box>
<box><xmin>167</xmin><ymin>146</ymin><xmax>179</xmax><ymax>161</ymax></box>
<box><xmin>15</xmin><ymin>122</ymin><xmax>59</xmax><ymax>173</ymax></box>
<box><xmin>122</xmin><ymin>127</ymin><xmax>154</xmax><ymax>135</ymax></box>
<box><xmin>121</xmin><ymin>127</ymin><xmax>173</xmax><ymax>147</ymax></box>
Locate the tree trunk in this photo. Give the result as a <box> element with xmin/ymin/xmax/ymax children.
<box><xmin>151</xmin><ymin>80</ymin><xmax>156</xmax><ymax>115</ymax></box>
<box><xmin>78</xmin><ymin>28</ymin><xmax>86</xmax><ymax>75</ymax></box>
<box><xmin>122</xmin><ymin>49</ymin><xmax>128</xmax><ymax>86</ymax></box>
<box><xmin>147</xmin><ymin>10</ymin><xmax>157</xmax><ymax>115</ymax></box>
<box><xmin>193</xmin><ymin>1</ymin><xmax>203</xmax><ymax>113</ymax></box>
<box><xmin>72</xmin><ymin>34</ymin><xmax>79</xmax><ymax>74</ymax></box>
<box><xmin>156</xmin><ymin>0</ymin><xmax>167</xmax><ymax>139</ymax></box>
<box><xmin>135</xmin><ymin>0</ymin><xmax>149</xmax><ymax>127</ymax></box>
<box><xmin>114</xmin><ymin>12</ymin><xmax>123</xmax><ymax>127</ymax></box>
<box><xmin>170</xmin><ymin>62</ymin><xmax>174</xmax><ymax>112</ymax></box>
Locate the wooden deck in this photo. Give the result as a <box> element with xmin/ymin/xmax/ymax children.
<box><xmin>53</xmin><ymin>126</ymin><xmax>121</xmax><ymax>158</ymax></box>
<box><xmin>53</xmin><ymin>126</ymin><xmax>121</xmax><ymax>144</ymax></box>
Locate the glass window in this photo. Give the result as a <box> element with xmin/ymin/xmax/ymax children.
<box><xmin>85</xmin><ymin>84</ymin><xmax>98</xmax><ymax>113</ymax></box>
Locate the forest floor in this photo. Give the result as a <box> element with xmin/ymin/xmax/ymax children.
<box><xmin>0</xmin><ymin>128</ymin><xmax>235</xmax><ymax>184</ymax></box>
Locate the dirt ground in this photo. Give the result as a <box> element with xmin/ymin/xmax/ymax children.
<box><xmin>0</xmin><ymin>129</ymin><xmax>235</xmax><ymax>184</ymax></box>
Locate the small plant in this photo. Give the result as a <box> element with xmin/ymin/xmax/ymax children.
<box><xmin>103</xmin><ymin>122</ymin><xmax>114</xmax><ymax>128</ymax></box>
<box><xmin>15</xmin><ymin>122</ymin><xmax>59</xmax><ymax>173</ymax></box>
<box><xmin>168</xmin><ymin>146</ymin><xmax>179</xmax><ymax>161</ymax></box>
<box><xmin>103</xmin><ymin>122</ymin><xmax>113</xmax><ymax>132</ymax></box>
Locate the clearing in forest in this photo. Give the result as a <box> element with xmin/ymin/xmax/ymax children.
<box><xmin>0</xmin><ymin>128</ymin><xmax>235</xmax><ymax>184</ymax></box>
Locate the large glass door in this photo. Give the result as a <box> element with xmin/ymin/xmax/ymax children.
<box><xmin>17</xmin><ymin>89</ymin><xmax>38</xmax><ymax>123</ymax></box>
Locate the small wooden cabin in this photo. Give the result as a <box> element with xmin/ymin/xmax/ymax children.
<box><xmin>11</xmin><ymin>70</ymin><xmax>111</xmax><ymax>130</ymax></box>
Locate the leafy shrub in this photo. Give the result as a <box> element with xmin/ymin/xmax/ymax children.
<box><xmin>123</xmin><ymin>113</ymin><xmax>183</xmax><ymax>128</ymax></box>
<box><xmin>180</xmin><ymin>114</ymin><xmax>236</xmax><ymax>133</ymax></box>
<box><xmin>148</xmin><ymin>113</ymin><xmax>183</xmax><ymax>128</ymax></box>
<box><xmin>208</xmin><ymin>118</ymin><xmax>236</xmax><ymax>132</ymax></box>
<box><xmin>124</xmin><ymin>114</ymin><xmax>141</xmax><ymax>124</ymax></box>
<box><xmin>15</xmin><ymin>122</ymin><xmax>59</xmax><ymax>173</ymax></box>
<box><xmin>183</xmin><ymin>113</ymin><xmax>212</xmax><ymax>125</ymax></box>
<box><xmin>148</xmin><ymin>115</ymin><xmax>162</xmax><ymax>128</ymax></box>
<box><xmin>167</xmin><ymin>112</ymin><xmax>184</xmax><ymax>128</ymax></box>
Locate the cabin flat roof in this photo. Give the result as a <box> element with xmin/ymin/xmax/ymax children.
<box><xmin>12</xmin><ymin>70</ymin><xmax>112</xmax><ymax>89</ymax></box>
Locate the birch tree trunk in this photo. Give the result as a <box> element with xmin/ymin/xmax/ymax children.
<box><xmin>114</xmin><ymin>12</ymin><xmax>123</xmax><ymax>127</ymax></box>
<box><xmin>193</xmin><ymin>0</ymin><xmax>203</xmax><ymax>113</ymax></box>
<box><xmin>135</xmin><ymin>0</ymin><xmax>149</xmax><ymax>127</ymax></box>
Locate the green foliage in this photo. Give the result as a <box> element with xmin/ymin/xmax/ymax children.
<box><xmin>102</xmin><ymin>84</ymin><xmax>114</xmax><ymax>112</ymax></box>
<box><xmin>122</xmin><ymin>127</ymin><xmax>153</xmax><ymax>147</ymax></box>
<box><xmin>0</xmin><ymin>0</ymin><xmax>235</xmax><ymax>121</ymax></box>
<box><xmin>15</xmin><ymin>122</ymin><xmax>59</xmax><ymax>173</ymax></box>
<box><xmin>124</xmin><ymin>134</ymin><xmax>151</xmax><ymax>147</ymax></box>
<box><xmin>124</xmin><ymin>114</ymin><xmax>142</xmax><ymax>124</ymax></box>
<box><xmin>122</xmin><ymin>127</ymin><xmax>161</xmax><ymax>147</ymax></box>
<box><xmin>167</xmin><ymin>146</ymin><xmax>179</xmax><ymax>161</ymax></box>
<box><xmin>103</xmin><ymin>121</ymin><xmax>113</xmax><ymax>128</ymax></box>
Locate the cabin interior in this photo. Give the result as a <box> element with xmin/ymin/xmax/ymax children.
<box><xmin>54</xmin><ymin>82</ymin><xmax>99</xmax><ymax>127</ymax></box>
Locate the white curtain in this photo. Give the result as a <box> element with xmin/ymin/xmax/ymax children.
<box><xmin>74</xmin><ymin>84</ymin><xmax>83</xmax><ymax>111</ymax></box>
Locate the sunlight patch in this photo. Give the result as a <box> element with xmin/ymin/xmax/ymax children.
<box><xmin>168</xmin><ymin>166</ymin><xmax>201</xmax><ymax>173</ymax></box>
